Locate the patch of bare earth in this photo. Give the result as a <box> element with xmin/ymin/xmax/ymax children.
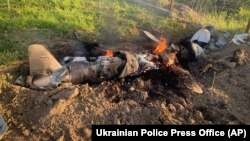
<box><xmin>189</xmin><ymin>44</ymin><xmax>250</xmax><ymax>124</ymax></box>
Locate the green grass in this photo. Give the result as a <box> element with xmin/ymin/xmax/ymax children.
<box><xmin>0</xmin><ymin>0</ymin><xmax>249</xmax><ymax>64</ymax></box>
<box><xmin>175</xmin><ymin>0</ymin><xmax>250</xmax><ymax>33</ymax></box>
<box><xmin>147</xmin><ymin>0</ymin><xmax>250</xmax><ymax>33</ymax></box>
<box><xmin>0</xmin><ymin>0</ymin><xmax>184</xmax><ymax>38</ymax></box>
<box><xmin>0</xmin><ymin>37</ymin><xmax>27</xmax><ymax>65</ymax></box>
<box><xmin>0</xmin><ymin>0</ymin><xmax>100</xmax><ymax>33</ymax></box>
<box><xmin>202</xmin><ymin>4</ymin><xmax>250</xmax><ymax>33</ymax></box>
<box><xmin>0</xmin><ymin>0</ymin><xmax>186</xmax><ymax>64</ymax></box>
<box><xmin>1</xmin><ymin>0</ymin><xmax>247</xmax><ymax>36</ymax></box>
<box><xmin>200</xmin><ymin>10</ymin><xmax>248</xmax><ymax>33</ymax></box>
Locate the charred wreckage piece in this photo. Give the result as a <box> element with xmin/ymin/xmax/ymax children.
<box><xmin>15</xmin><ymin>33</ymin><xmax>204</xmax><ymax>95</ymax></box>
<box><xmin>15</xmin><ymin>44</ymin><xmax>157</xmax><ymax>89</ymax></box>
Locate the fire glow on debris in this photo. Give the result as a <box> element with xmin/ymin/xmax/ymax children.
<box><xmin>106</xmin><ymin>50</ymin><xmax>113</xmax><ymax>57</ymax></box>
<box><xmin>150</xmin><ymin>35</ymin><xmax>177</xmax><ymax>67</ymax></box>
<box><xmin>152</xmin><ymin>36</ymin><xmax>168</xmax><ymax>54</ymax></box>
<box><xmin>165</xmin><ymin>52</ymin><xmax>177</xmax><ymax>67</ymax></box>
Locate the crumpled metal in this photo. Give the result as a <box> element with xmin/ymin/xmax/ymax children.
<box><xmin>0</xmin><ymin>116</ymin><xmax>8</xmax><ymax>140</ymax></box>
<box><xmin>232</xmin><ymin>33</ymin><xmax>250</xmax><ymax>45</ymax></box>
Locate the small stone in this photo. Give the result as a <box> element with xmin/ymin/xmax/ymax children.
<box><xmin>21</xmin><ymin>126</ymin><xmax>26</xmax><ymax>130</ymax></box>
<box><xmin>87</xmin><ymin>99</ymin><xmax>93</xmax><ymax>103</ymax></box>
<box><xmin>5</xmin><ymin>110</ymin><xmax>11</xmax><ymax>118</ymax></box>
<box><xmin>174</xmin><ymin>103</ymin><xmax>185</xmax><ymax>112</ymax></box>
<box><xmin>227</xmin><ymin>121</ymin><xmax>237</xmax><ymax>125</ymax></box>
<box><xmin>179</xmin><ymin>99</ymin><xmax>187</xmax><ymax>108</ymax></box>
<box><xmin>168</xmin><ymin>104</ymin><xmax>176</xmax><ymax>112</ymax></box>
<box><xmin>194</xmin><ymin>111</ymin><xmax>204</xmax><ymax>120</ymax></box>
<box><xmin>135</xmin><ymin>78</ymin><xmax>144</xmax><ymax>88</ymax></box>
<box><xmin>113</xmin><ymin>118</ymin><xmax>121</xmax><ymax>125</ymax></box>
<box><xmin>127</xmin><ymin>100</ymin><xmax>138</xmax><ymax>107</ymax></box>
<box><xmin>173</xmin><ymin>119</ymin><xmax>182</xmax><ymax>125</ymax></box>
<box><xmin>124</xmin><ymin>107</ymin><xmax>130</xmax><ymax>113</ymax></box>
<box><xmin>68</xmin><ymin>88</ymin><xmax>79</xmax><ymax>99</ymax></box>
<box><xmin>12</xmin><ymin>120</ymin><xmax>18</xmax><ymax>126</ymax></box>
<box><xmin>139</xmin><ymin>91</ymin><xmax>148</xmax><ymax>101</ymax></box>
<box><xmin>20</xmin><ymin>87</ymin><xmax>28</xmax><ymax>91</ymax></box>
<box><xmin>161</xmin><ymin>103</ymin><xmax>167</xmax><ymax>110</ymax></box>
<box><xmin>39</xmin><ymin>127</ymin><xmax>46</xmax><ymax>134</ymax></box>
<box><xmin>84</xmin><ymin>107</ymin><xmax>89</xmax><ymax>113</ymax></box>
<box><xmin>31</xmin><ymin>126</ymin><xmax>36</xmax><ymax>130</ymax></box>
<box><xmin>89</xmin><ymin>105</ymin><xmax>95</xmax><ymax>112</ymax></box>
<box><xmin>177</xmin><ymin>117</ymin><xmax>185</xmax><ymax>122</ymax></box>
<box><xmin>129</xmin><ymin>87</ymin><xmax>135</xmax><ymax>92</ymax></box>
<box><xmin>83</xmin><ymin>128</ymin><xmax>92</xmax><ymax>138</ymax></box>
<box><xmin>56</xmin><ymin>134</ymin><xmax>64</xmax><ymax>141</ymax></box>
<box><xmin>22</xmin><ymin>129</ymin><xmax>30</xmax><ymax>136</ymax></box>
<box><xmin>188</xmin><ymin>118</ymin><xmax>196</xmax><ymax>124</ymax></box>
<box><xmin>18</xmin><ymin>123</ymin><xmax>24</xmax><ymax>129</ymax></box>
<box><xmin>14</xmin><ymin>76</ymin><xmax>26</xmax><ymax>86</ymax></box>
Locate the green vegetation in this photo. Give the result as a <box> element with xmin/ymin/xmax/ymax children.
<box><xmin>201</xmin><ymin>9</ymin><xmax>248</xmax><ymax>33</ymax></box>
<box><xmin>0</xmin><ymin>37</ymin><xmax>27</xmax><ymax>64</ymax></box>
<box><xmin>0</xmin><ymin>0</ymin><xmax>184</xmax><ymax>37</ymax></box>
<box><xmin>0</xmin><ymin>0</ymin><xmax>185</xmax><ymax>64</ymax></box>
<box><xmin>176</xmin><ymin>0</ymin><xmax>250</xmax><ymax>33</ymax></box>
<box><xmin>0</xmin><ymin>0</ymin><xmax>249</xmax><ymax>64</ymax></box>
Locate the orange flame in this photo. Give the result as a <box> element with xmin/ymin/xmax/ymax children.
<box><xmin>152</xmin><ymin>35</ymin><xmax>168</xmax><ymax>54</ymax></box>
<box><xmin>105</xmin><ymin>50</ymin><xmax>113</xmax><ymax>57</ymax></box>
<box><xmin>165</xmin><ymin>52</ymin><xmax>177</xmax><ymax>67</ymax></box>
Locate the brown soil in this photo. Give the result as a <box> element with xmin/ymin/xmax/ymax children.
<box><xmin>0</xmin><ymin>32</ymin><xmax>249</xmax><ymax>141</ymax></box>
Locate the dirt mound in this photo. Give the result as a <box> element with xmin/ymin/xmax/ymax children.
<box><xmin>171</xmin><ymin>3</ymin><xmax>202</xmax><ymax>22</ymax></box>
<box><xmin>189</xmin><ymin>44</ymin><xmax>250</xmax><ymax>124</ymax></box>
<box><xmin>0</xmin><ymin>75</ymin><xmax>219</xmax><ymax>140</ymax></box>
<box><xmin>0</xmin><ymin>40</ymin><xmax>249</xmax><ymax>140</ymax></box>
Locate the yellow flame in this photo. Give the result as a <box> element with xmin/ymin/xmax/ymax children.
<box><xmin>105</xmin><ymin>50</ymin><xmax>113</xmax><ymax>57</ymax></box>
<box><xmin>152</xmin><ymin>36</ymin><xmax>168</xmax><ymax>54</ymax></box>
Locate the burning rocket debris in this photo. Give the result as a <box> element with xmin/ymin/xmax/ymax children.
<box><xmin>105</xmin><ymin>50</ymin><xmax>114</xmax><ymax>57</ymax></box>
<box><xmin>231</xmin><ymin>33</ymin><xmax>250</xmax><ymax>45</ymax></box>
<box><xmin>15</xmin><ymin>44</ymin><xmax>157</xmax><ymax>90</ymax></box>
<box><xmin>15</xmin><ymin>30</ymin><xmax>203</xmax><ymax>95</ymax></box>
<box><xmin>152</xmin><ymin>36</ymin><xmax>168</xmax><ymax>54</ymax></box>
